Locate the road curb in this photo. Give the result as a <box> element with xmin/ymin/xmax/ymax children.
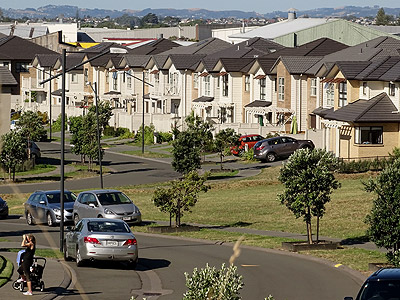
<box><xmin>104</xmin><ymin>149</ymin><xmax>172</xmax><ymax>165</ymax></box>
<box><xmin>39</xmin><ymin>260</ymin><xmax>74</xmax><ymax>300</ymax></box>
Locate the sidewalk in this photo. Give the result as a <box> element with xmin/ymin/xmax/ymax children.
<box><xmin>0</xmin><ymin>243</ymin><xmax>72</xmax><ymax>300</ymax></box>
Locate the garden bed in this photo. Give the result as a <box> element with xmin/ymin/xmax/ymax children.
<box><xmin>281</xmin><ymin>240</ymin><xmax>340</xmax><ymax>252</ymax></box>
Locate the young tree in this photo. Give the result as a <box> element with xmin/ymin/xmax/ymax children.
<box><xmin>17</xmin><ymin>111</ymin><xmax>47</xmax><ymax>141</ymax></box>
<box><xmin>214</xmin><ymin>128</ymin><xmax>240</xmax><ymax>170</ymax></box>
<box><xmin>185</xmin><ymin>111</ymin><xmax>214</xmax><ymax>160</ymax></box>
<box><xmin>278</xmin><ymin>148</ymin><xmax>340</xmax><ymax>244</ymax></box>
<box><xmin>375</xmin><ymin>8</ymin><xmax>391</xmax><ymax>25</ymax></box>
<box><xmin>88</xmin><ymin>101</ymin><xmax>113</xmax><ymax>131</ymax></box>
<box><xmin>152</xmin><ymin>171</ymin><xmax>210</xmax><ymax>226</ymax></box>
<box><xmin>365</xmin><ymin>158</ymin><xmax>400</xmax><ymax>266</ymax></box>
<box><xmin>0</xmin><ymin>131</ymin><xmax>28</xmax><ymax>181</ymax></box>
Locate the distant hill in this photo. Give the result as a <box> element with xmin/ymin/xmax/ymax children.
<box><xmin>2</xmin><ymin>5</ymin><xmax>400</xmax><ymax>20</ymax></box>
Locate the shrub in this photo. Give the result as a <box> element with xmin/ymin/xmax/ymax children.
<box><xmin>157</xmin><ymin>131</ymin><xmax>173</xmax><ymax>143</ymax></box>
<box><xmin>240</xmin><ymin>148</ymin><xmax>256</xmax><ymax>161</ymax></box>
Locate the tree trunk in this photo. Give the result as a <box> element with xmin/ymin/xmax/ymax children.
<box><xmin>176</xmin><ymin>200</ymin><xmax>181</xmax><ymax>227</ymax></box>
<box><xmin>8</xmin><ymin>167</ymin><xmax>11</xmax><ymax>181</ymax></box>
<box><xmin>220</xmin><ymin>152</ymin><xmax>223</xmax><ymax>170</ymax></box>
<box><xmin>169</xmin><ymin>211</ymin><xmax>172</xmax><ymax>227</ymax></box>
<box><xmin>316</xmin><ymin>215</ymin><xmax>320</xmax><ymax>244</ymax></box>
<box><xmin>307</xmin><ymin>207</ymin><xmax>313</xmax><ymax>244</ymax></box>
<box><xmin>12</xmin><ymin>167</ymin><xmax>16</xmax><ymax>182</ymax></box>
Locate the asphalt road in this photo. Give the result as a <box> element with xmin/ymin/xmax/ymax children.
<box><xmin>0</xmin><ymin>218</ymin><xmax>363</xmax><ymax>300</ymax></box>
<box><xmin>0</xmin><ymin>142</ymin><xmax>179</xmax><ymax>194</ymax></box>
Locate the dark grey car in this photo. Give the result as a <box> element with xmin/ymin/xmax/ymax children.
<box><xmin>253</xmin><ymin>136</ymin><xmax>315</xmax><ymax>162</ymax></box>
<box><xmin>0</xmin><ymin>197</ymin><xmax>8</xmax><ymax>219</ymax></box>
<box><xmin>73</xmin><ymin>190</ymin><xmax>141</xmax><ymax>225</ymax></box>
<box><xmin>24</xmin><ymin>190</ymin><xmax>77</xmax><ymax>226</ymax></box>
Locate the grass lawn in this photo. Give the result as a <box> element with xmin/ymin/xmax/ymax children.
<box><xmin>0</xmin><ymin>255</ymin><xmax>14</xmax><ymax>287</ymax></box>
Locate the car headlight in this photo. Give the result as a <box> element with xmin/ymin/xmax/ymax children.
<box><xmin>135</xmin><ymin>208</ymin><xmax>140</xmax><ymax>214</ymax></box>
<box><xmin>104</xmin><ymin>208</ymin><xmax>115</xmax><ymax>215</ymax></box>
<box><xmin>53</xmin><ymin>208</ymin><xmax>60</xmax><ymax>213</ymax></box>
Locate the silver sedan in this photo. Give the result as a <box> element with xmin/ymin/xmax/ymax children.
<box><xmin>64</xmin><ymin>218</ymin><xmax>139</xmax><ymax>268</ymax></box>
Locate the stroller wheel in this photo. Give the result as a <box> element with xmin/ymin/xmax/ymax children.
<box><xmin>40</xmin><ymin>281</ymin><xmax>45</xmax><ymax>292</ymax></box>
<box><xmin>19</xmin><ymin>281</ymin><xmax>24</xmax><ymax>292</ymax></box>
<box><xmin>12</xmin><ymin>280</ymin><xmax>20</xmax><ymax>290</ymax></box>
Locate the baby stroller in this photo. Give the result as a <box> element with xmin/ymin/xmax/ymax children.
<box><xmin>12</xmin><ymin>251</ymin><xmax>46</xmax><ymax>292</ymax></box>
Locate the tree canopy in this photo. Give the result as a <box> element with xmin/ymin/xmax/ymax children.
<box><xmin>0</xmin><ymin>130</ymin><xmax>28</xmax><ymax>181</ymax></box>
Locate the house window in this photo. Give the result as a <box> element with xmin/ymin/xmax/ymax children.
<box><xmin>222</xmin><ymin>74</ymin><xmax>229</xmax><ymax>97</ymax></box>
<box><xmin>278</xmin><ymin>77</ymin><xmax>284</xmax><ymax>101</ymax></box>
<box><xmin>37</xmin><ymin>69</ymin><xmax>43</xmax><ymax>82</ymax></box>
<box><xmin>112</xmin><ymin>72</ymin><xmax>118</xmax><ymax>90</ymax></box>
<box><xmin>355</xmin><ymin>126</ymin><xmax>383</xmax><ymax>144</ymax></box>
<box><xmin>260</xmin><ymin>78</ymin><xmax>266</xmax><ymax>100</ymax></box>
<box><xmin>245</xmin><ymin>75</ymin><xmax>250</xmax><ymax>92</ymax></box>
<box><xmin>127</xmin><ymin>71</ymin><xmax>132</xmax><ymax>89</ymax></box>
<box><xmin>154</xmin><ymin>73</ymin><xmax>159</xmax><ymax>85</ymax></box>
<box><xmin>274</xmin><ymin>77</ymin><xmax>277</xmax><ymax>92</ymax></box>
<box><xmin>216</xmin><ymin>76</ymin><xmax>220</xmax><ymax>89</ymax></box>
<box><xmin>310</xmin><ymin>78</ymin><xmax>317</xmax><ymax>96</ymax></box>
<box><xmin>204</xmin><ymin>75</ymin><xmax>211</xmax><ymax>96</ymax></box>
<box><xmin>325</xmin><ymin>83</ymin><xmax>334</xmax><ymax>107</ymax></box>
<box><xmin>132</xmin><ymin>99</ymin><xmax>137</xmax><ymax>112</ymax></box>
<box><xmin>106</xmin><ymin>70</ymin><xmax>109</xmax><ymax>84</ymax></box>
<box><xmin>16</xmin><ymin>62</ymin><xmax>29</xmax><ymax>73</ymax></box>
<box><xmin>71</xmin><ymin>73</ymin><xmax>77</xmax><ymax>83</ymax></box>
<box><xmin>362</xmin><ymin>82</ymin><xmax>367</xmax><ymax>96</ymax></box>
<box><xmin>389</xmin><ymin>83</ymin><xmax>396</xmax><ymax>96</ymax></box>
<box><xmin>84</xmin><ymin>68</ymin><xmax>88</xmax><ymax>83</ymax></box>
<box><xmin>193</xmin><ymin>73</ymin><xmax>199</xmax><ymax>89</ymax></box>
<box><xmin>338</xmin><ymin>82</ymin><xmax>347</xmax><ymax>107</ymax></box>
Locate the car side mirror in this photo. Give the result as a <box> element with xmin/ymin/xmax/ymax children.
<box><xmin>39</xmin><ymin>200</ymin><xmax>46</xmax><ymax>205</ymax></box>
<box><xmin>344</xmin><ymin>297</ymin><xmax>353</xmax><ymax>300</ymax></box>
<box><xmin>89</xmin><ymin>203</ymin><xmax>97</xmax><ymax>208</ymax></box>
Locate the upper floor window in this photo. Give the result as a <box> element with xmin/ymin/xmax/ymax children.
<box><xmin>16</xmin><ymin>62</ymin><xmax>29</xmax><ymax>73</ymax></box>
<box><xmin>154</xmin><ymin>73</ymin><xmax>159</xmax><ymax>85</ymax></box>
<box><xmin>84</xmin><ymin>68</ymin><xmax>88</xmax><ymax>83</ymax></box>
<box><xmin>362</xmin><ymin>82</ymin><xmax>367</xmax><ymax>96</ymax></box>
<box><xmin>245</xmin><ymin>75</ymin><xmax>250</xmax><ymax>92</ymax></box>
<box><xmin>260</xmin><ymin>78</ymin><xmax>266</xmax><ymax>100</ymax></box>
<box><xmin>222</xmin><ymin>74</ymin><xmax>229</xmax><ymax>97</ymax></box>
<box><xmin>71</xmin><ymin>73</ymin><xmax>78</xmax><ymax>83</ymax></box>
<box><xmin>278</xmin><ymin>77</ymin><xmax>284</xmax><ymax>101</ymax></box>
<box><xmin>105</xmin><ymin>70</ymin><xmax>109</xmax><ymax>84</ymax></box>
<box><xmin>112</xmin><ymin>72</ymin><xmax>118</xmax><ymax>90</ymax></box>
<box><xmin>127</xmin><ymin>71</ymin><xmax>132</xmax><ymax>89</ymax></box>
<box><xmin>216</xmin><ymin>76</ymin><xmax>220</xmax><ymax>89</ymax></box>
<box><xmin>338</xmin><ymin>82</ymin><xmax>347</xmax><ymax>107</ymax></box>
<box><xmin>310</xmin><ymin>78</ymin><xmax>317</xmax><ymax>96</ymax></box>
<box><xmin>37</xmin><ymin>68</ymin><xmax>44</xmax><ymax>82</ymax></box>
<box><xmin>325</xmin><ymin>83</ymin><xmax>334</xmax><ymax>107</ymax></box>
<box><xmin>389</xmin><ymin>82</ymin><xmax>396</xmax><ymax>97</ymax></box>
<box><xmin>193</xmin><ymin>73</ymin><xmax>199</xmax><ymax>89</ymax></box>
<box><xmin>204</xmin><ymin>75</ymin><xmax>211</xmax><ymax>96</ymax></box>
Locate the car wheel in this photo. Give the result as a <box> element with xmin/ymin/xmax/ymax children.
<box><xmin>47</xmin><ymin>213</ymin><xmax>54</xmax><ymax>227</ymax></box>
<box><xmin>74</xmin><ymin>214</ymin><xmax>80</xmax><ymax>225</ymax></box>
<box><xmin>76</xmin><ymin>247</ymin><xmax>85</xmax><ymax>267</ymax></box>
<box><xmin>26</xmin><ymin>212</ymin><xmax>34</xmax><ymax>225</ymax></box>
<box><xmin>64</xmin><ymin>240</ymin><xmax>72</xmax><ymax>261</ymax></box>
<box><xmin>129</xmin><ymin>257</ymin><xmax>138</xmax><ymax>269</ymax></box>
<box><xmin>97</xmin><ymin>215</ymin><xmax>103</xmax><ymax>218</ymax></box>
<box><xmin>266</xmin><ymin>152</ymin><xmax>277</xmax><ymax>162</ymax></box>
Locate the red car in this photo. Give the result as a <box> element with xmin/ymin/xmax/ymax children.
<box><xmin>230</xmin><ymin>134</ymin><xmax>264</xmax><ymax>155</ymax></box>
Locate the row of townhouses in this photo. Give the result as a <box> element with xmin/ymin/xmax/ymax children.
<box><xmin>2</xmin><ymin>30</ymin><xmax>400</xmax><ymax>160</ymax></box>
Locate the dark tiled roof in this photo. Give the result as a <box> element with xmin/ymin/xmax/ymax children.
<box><xmin>254</xmin><ymin>57</ymin><xmax>279</xmax><ymax>75</ymax></box>
<box><xmin>193</xmin><ymin>96</ymin><xmax>214</xmax><ymax>102</ymax></box>
<box><xmin>363</xmin><ymin>57</ymin><xmax>400</xmax><ymax>80</ymax></box>
<box><xmin>334</xmin><ymin>61</ymin><xmax>371</xmax><ymax>79</ymax></box>
<box><xmin>129</xmin><ymin>38</ymin><xmax>180</xmax><ymax>55</ymax></box>
<box><xmin>0</xmin><ymin>36</ymin><xmax>57</xmax><ymax>60</ymax></box>
<box><xmin>0</xmin><ymin>66</ymin><xmax>17</xmax><ymax>85</ymax></box>
<box><xmin>274</xmin><ymin>56</ymin><xmax>323</xmax><ymax>74</ymax></box>
<box><xmin>380</xmin><ymin>59</ymin><xmax>400</xmax><ymax>82</ymax></box>
<box><xmin>168</xmin><ymin>54</ymin><xmax>205</xmax><ymax>70</ymax></box>
<box><xmin>324</xmin><ymin>93</ymin><xmax>400</xmax><ymax>123</ymax></box>
<box><xmin>81</xmin><ymin>42</ymin><xmax>130</xmax><ymax>54</ymax></box>
<box><xmin>65</xmin><ymin>53</ymin><xmax>86</xmax><ymax>70</ymax></box>
<box><xmin>218</xmin><ymin>57</ymin><xmax>255</xmax><ymax>72</ymax></box>
<box><xmin>87</xmin><ymin>53</ymin><xmax>118</xmax><ymax>67</ymax></box>
<box><xmin>312</xmin><ymin>107</ymin><xmax>333</xmax><ymax>117</ymax></box>
<box><xmin>122</xmin><ymin>55</ymin><xmax>151</xmax><ymax>68</ymax></box>
<box><xmin>245</xmin><ymin>100</ymin><xmax>272</xmax><ymax>108</ymax></box>
<box><xmin>152</xmin><ymin>55</ymin><xmax>169</xmax><ymax>69</ymax></box>
<box><xmin>162</xmin><ymin>38</ymin><xmax>231</xmax><ymax>56</ymax></box>
<box><xmin>34</xmin><ymin>54</ymin><xmax>60</xmax><ymax>68</ymax></box>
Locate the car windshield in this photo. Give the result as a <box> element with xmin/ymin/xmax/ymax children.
<box><xmin>357</xmin><ymin>280</ymin><xmax>400</xmax><ymax>300</ymax></box>
<box><xmin>96</xmin><ymin>192</ymin><xmax>132</xmax><ymax>206</ymax></box>
<box><xmin>46</xmin><ymin>193</ymin><xmax>76</xmax><ymax>204</ymax></box>
<box><xmin>87</xmin><ymin>221</ymin><xmax>130</xmax><ymax>233</ymax></box>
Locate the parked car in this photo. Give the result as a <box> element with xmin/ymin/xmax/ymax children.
<box><xmin>28</xmin><ymin>141</ymin><xmax>41</xmax><ymax>159</ymax></box>
<box><xmin>230</xmin><ymin>134</ymin><xmax>264</xmax><ymax>155</ymax></box>
<box><xmin>253</xmin><ymin>136</ymin><xmax>315</xmax><ymax>162</ymax></box>
<box><xmin>0</xmin><ymin>197</ymin><xmax>9</xmax><ymax>219</ymax></box>
<box><xmin>64</xmin><ymin>218</ymin><xmax>138</xmax><ymax>268</ymax></box>
<box><xmin>73</xmin><ymin>190</ymin><xmax>141</xmax><ymax>225</ymax></box>
<box><xmin>344</xmin><ymin>267</ymin><xmax>400</xmax><ymax>300</ymax></box>
<box><xmin>24</xmin><ymin>190</ymin><xmax>77</xmax><ymax>226</ymax></box>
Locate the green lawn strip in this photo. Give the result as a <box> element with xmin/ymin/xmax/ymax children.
<box><xmin>0</xmin><ymin>238</ymin><xmax>10</xmax><ymax>242</ymax></box>
<box><xmin>131</xmin><ymin>226</ymin><xmax>384</xmax><ymax>273</ymax></box>
<box><xmin>6</xmin><ymin>248</ymin><xmax>63</xmax><ymax>259</ymax></box>
<box><xmin>122</xmin><ymin>150</ymin><xmax>172</xmax><ymax>158</ymax></box>
<box><xmin>15</xmin><ymin>164</ymin><xmax>57</xmax><ymax>176</ymax></box>
<box><xmin>0</xmin><ymin>255</ymin><xmax>14</xmax><ymax>287</ymax></box>
<box><xmin>207</xmin><ymin>170</ymin><xmax>239</xmax><ymax>179</ymax></box>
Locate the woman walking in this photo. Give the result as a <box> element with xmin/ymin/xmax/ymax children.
<box><xmin>17</xmin><ymin>234</ymin><xmax>36</xmax><ymax>296</ymax></box>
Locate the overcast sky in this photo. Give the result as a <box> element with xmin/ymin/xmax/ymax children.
<box><xmin>2</xmin><ymin>1</ymin><xmax>399</xmax><ymax>13</ymax></box>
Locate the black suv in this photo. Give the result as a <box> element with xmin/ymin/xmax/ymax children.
<box><xmin>345</xmin><ymin>268</ymin><xmax>400</xmax><ymax>300</ymax></box>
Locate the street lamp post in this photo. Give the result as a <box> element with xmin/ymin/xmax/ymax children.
<box><xmin>40</xmin><ymin>47</ymin><xmax>127</xmax><ymax>252</ymax></box>
<box><xmin>87</xmin><ymin>81</ymin><xmax>104</xmax><ymax>189</ymax></box>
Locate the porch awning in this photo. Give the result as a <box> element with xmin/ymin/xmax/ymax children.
<box><xmin>199</xmin><ymin>72</ymin><xmax>209</xmax><ymax>77</ymax></box>
<box><xmin>193</xmin><ymin>96</ymin><xmax>214</xmax><ymax>103</ymax></box>
<box><xmin>245</xmin><ymin>100</ymin><xmax>272</xmax><ymax>108</ymax></box>
<box><xmin>51</xmin><ymin>89</ymin><xmax>69</xmax><ymax>96</ymax></box>
<box><xmin>245</xmin><ymin>104</ymin><xmax>294</xmax><ymax>115</ymax></box>
<box><xmin>321</xmin><ymin>120</ymin><xmax>350</xmax><ymax>128</ymax></box>
<box><xmin>321</xmin><ymin>78</ymin><xmax>346</xmax><ymax>83</ymax></box>
<box><xmin>312</xmin><ymin>106</ymin><xmax>334</xmax><ymax>117</ymax></box>
<box><xmin>254</xmin><ymin>75</ymin><xmax>266</xmax><ymax>80</ymax></box>
<box><xmin>104</xmin><ymin>91</ymin><xmax>121</xmax><ymax>95</ymax></box>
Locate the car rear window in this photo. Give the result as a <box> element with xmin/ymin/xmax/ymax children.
<box><xmin>87</xmin><ymin>221</ymin><xmax>130</xmax><ymax>233</ymax></box>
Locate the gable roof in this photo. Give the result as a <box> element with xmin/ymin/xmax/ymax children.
<box><xmin>167</xmin><ymin>54</ymin><xmax>206</xmax><ymax>70</ymax></box>
<box><xmin>271</xmin><ymin>56</ymin><xmax>323</xmax><ymax>75</ymax></box>
<box><xmin>0</xmin><ymin>36</ymin><xmax>57</xmax><ymax>60</ymax></box>
<box><xmin>121</xmin><ymin>55</ymin><xmax>151</xmax><ymax>68</ymax></box>
<box><xmin>324</xmin><ymin>93</ymin><xmax>400</xmax><ymax>123</ymax></box>
<box><xmin>216</xmin><ymin>58</ymin><xmax>255</xmax><ymax>73</ymax></box>
<box><xmin>32</xmin><ymin>54</ymin><xmax>60</xmax><ymax>68</ymax></box>
<box><xmin>128</xmin><ymin>38</ymin><xmax>180</xmax><ymax>55</ymax></box>
<box><xmin>0</xmin><ymin>66</ymin><xmax>17</xmax><ymax>85</ymax></box>
<box><xmin>161</xmin><ymin>37</ymin><xmax>231</xmax><ymax>56</ymax></box>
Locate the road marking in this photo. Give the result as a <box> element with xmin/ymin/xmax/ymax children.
<box><xmin>335</xmin><ymin>264</ymin><xmax>342</xmax><ymax>268</ymax></box>
<box><xmin>241</xmin><ymin>264</ymin><xmax>259</xmax><ymax>267</ymax></box>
